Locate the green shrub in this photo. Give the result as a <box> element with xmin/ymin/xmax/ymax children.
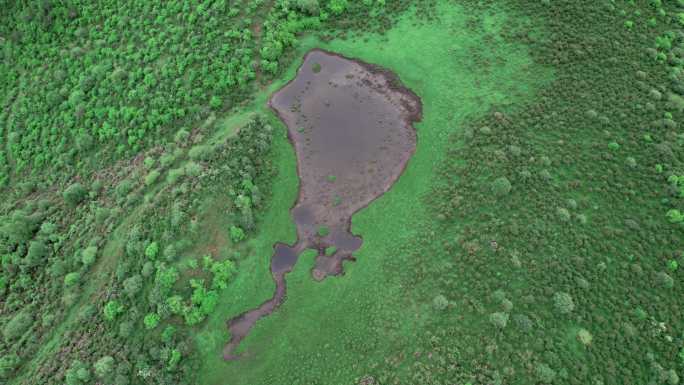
<box><xmin>656</xmin><ymin>272</ymin><xmax>674</xmax><ymax>288</ymax></box>
<box><xmin>577</xmin><ymin>328</ymin><xmax>593</xmax><ymax>346</ymax></box>
<box><xmin>556</xmin><ymin>207</ymin><xmax>571</xmax><ymax>222</ymax></box>
<box><xmin>143</xmin><ymin>313</ymin><xmax>160</xmax><ymax>330</ymax></box>
<box><xmin>491</xmin><ymin>177</ymin><xmax>512</xmax><ymax>196</ymax></box>
<box><xmin>64</xmin><ymin>272</ymin><xmax>80</xmax><ymax>287</ymax></box>
<box><xmin>513</xmin><ymin>314</ymin><xmax>533</xmax><ymax>333</ymax></box>
<box><xmin>81</xmin><ymin>246</ymin><xmax>98</xmax><ymax>266</ymax></box>
<box><xmin>103</xmin><ymin>300</ymin><xmax>124</xmax><ymax>321</ymax></box>
<box><xmin>145</xmin><ymin>170</ymin><xmax>161</xmax><ymax>186</ymax></box>
<box><xmin>210</xmin><ymin>95</ymin><xmax>222</xmax><ymax>109</ymax></box>
<box><xmin>63</xmin><ymin>183</ymin><xmax>87</xmax><ymax>207</ymax></box>
<box><xmin>3</xmin><ymin>312</ymin><xmax>32</xmax><ymax>341</ymax></box>
<box><xmin>535</xmin><ymin>363</ymin><xmax>556</xmax><ymax>383</ymax></box>
<box><xmin>317</xmin><ymin>226</ymin><xmax>330</xmax><ymax>237</ymax></box>
<box><xmin>145</xmin><ymin>242</ymin><xmax>159</xmax><ymax>260</ymax></box>
<box><xmin>26</xmin><ymin>240</ymin><xmax>48</xmax><ymax>267</ymax></box>
<box><xmin>166</xmin><ymin>168</ymin><xmax>185</xmax><ymax>184</ymax></box>
<box><xmin>229</xmin><ymin>226</ymin><xmax>246</xmax><ymax>243</ymax></box>
<box><xmin>489</xmin><ymin>312</ymin><xmax>509</xmax><ymax>329</ymax></box>
<box><xmin>93</xmin><ymin>356</ymin><xmax>114</xmax><ymax>378</ymax></box>
<box><xmin>432</xmin><ymin>294</ymin><xmax>449</xmax><ymax>311</ymax></box>
<box><xmin>188</xmin><ymin>145</ymin><xmax>216</xmax><ymax>161</ymax></box>
<box><xmin>553</xmin><ymin>292</ymin><xmax>575</xmax><ymax>314</ymax></box>
<box><xmin>123</xmin><ymin>275</ymin><xmax>143</xmax><ymax>297</ymax></box>
<box><xmin>0</xmin><ymin>353</ymin><xmax>20</xmax><ymax>379</ymax></box>
<box><xmin>184</xmin><ymin>161</ymin><xmax>202</xmax><ymax>177</ymax></box>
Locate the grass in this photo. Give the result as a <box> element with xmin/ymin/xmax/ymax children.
<box><xmin>197</xmin><ymin>1</ymin><xmax>552</xmax><ymax>384</ymax></box>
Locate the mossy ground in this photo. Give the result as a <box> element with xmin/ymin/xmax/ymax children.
<box><xmin>197</xmin><ymin>2</ymin><xmax>551</xmax><ymax>384</ymax></box>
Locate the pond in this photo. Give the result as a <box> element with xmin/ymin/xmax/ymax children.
<box><xmin>224</xmin><ymin>49</ymin><xmax>422</xmax><ymax>360</ymax></box>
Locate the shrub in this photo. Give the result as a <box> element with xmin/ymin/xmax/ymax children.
<box><xmin>118</xmin><ymin>321</ymin><xmax>133</xmax><ymax>338</ymax></box>
<box><xmin>81</xmin><ymin>246</ymin><xmax>98</xmax><ymax>266</ymax></box>
<box><xmin>188</xmin><ymin>145</ymin><xmax>215</xmax><ymax>161</ymax></box>
<box><xmin>26</xmin><ymin>240</ymin><xmax>48</xmax><ymax>267</ymax></box>
<box><xmin>317</xmin><ymin>226</ymin><xmax>330</xmax><ymax>237</ymax></box>
<box><xmin>626</xmin><ymin>156</ymin><xmax>637</xmax><ymax>168</ymax></box>
<box><xmin>145</xmin><ymin>170</ymin><xmax>160</xmax><ymax>186</ymax></box>
<box><xmin>229</xmin><ymin>226</ymin><xmax>246</xmax><ymax>243</ymax></box>
<box><xmin>577</xmin><ymin>328</ymin><xmax>593</xmax><ymax>346</ymax></box>
<box><xmin>0</xmin><ymin>353</ymin><xmax>20</xmax><ymax>379</ymax></box>
<box><xmin>491</xmin><ymin>177</ymin><xmax>512</xmax><ymax>196</ymax></box>
<box><xmin>432</xmin><ymin>294</ymin><xmax>448</xmax><ymax>311</ymax></box>
<box><xmin>210</xmin><ymin>95</ymin><xmax>222</xmax><ymax>109</ymax></box>
<box><xmin>489</xmin><ymin>312</ymin><xmax>509</xmax><ymax>329</ymax></box>
<box><xmin>184</xmin><ymin>161</ymin><xmax>202</xmax><ymax>177</ymax></box>
<box><xmin>63</xmin><ymin>183</ymin><xmax>87</xmax><ymax>206</ymax></box>
<box><xmin>501</xmin><ymin>299</ymin><xmax>514</xmax><ymax>313</ymax></box>
<box><xmin>656</xmin><ymin>272</ymin><xmax>674</xmax><ymax>288</ymax></box>
<box><xmin>553</xmin><ymin>292</ymin><xmax>575</xmax><ymax>314</ymax></box>
<box><xmin>535</xmin><ymin>363</ymin><xmax>556</xmax><ymax>383</ymax></box>
<box><xmin>513</xmin><ymin>314</ymin><xmax>533</xmax><ymax>333</ymax></box>
<box><xmin>145</xmin><ymin>242</ymin><xmax>159</xmax><ymax>260</ymax></box>
<box><xmin>123</xmin><ymin>275</ymin><xmax>143</xmax><ymax>297</ymax></box>
<box><xmin>103</xmin><ymin>300</ymin><xmax>124</xmax><ymax>321</ymax></box>
<box><xmin>556</xmin><ymin>207</ymin><xmax>571</xmax><ymax>222</ymax></box>
<box><xmin>167</xmin><ymin>168</ymin><xmax>185</xmax><ymax>184</ymax></box>
<box><xmin>328</xmin><ymin>0</ymin><xmax>348</xmax><ymax>14</ymax></box>
<box><xmin>3</xmin><ymin>312</ymin><xmax>32</xmax><ymax>341</ymax></box>
<box><xmin>64</xmin><ymin>272</ymin><xmax>80</xmax><ymax>287</ymax></box>
<box><xmin>296</xmin><ymin>0</ymin><xmax>320</xmax><ymax>14</ymax></box>
<box><xmin>143</xmin><ymin>313</ymin><xmax>160</xmax><ymax>330</ymax></box>
<box><xmin>93</xmin><ymin>356</ymin><xmax>114</xmax><ymax>378</ymax></box>
<box><xmin>143</xmin><ymin>156</ymin><xmax>156</xmax><ymax>169</ymax></box>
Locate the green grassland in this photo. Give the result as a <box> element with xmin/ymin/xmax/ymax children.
<box><xmin>1</xmin><ymin>1</ymin><xmax>683</xmax><ymax>385</ymax></box>
<box><xmin>198</xmin><ymin>2</ymin><xmax>552</xmax><ymax>384</ymax></box>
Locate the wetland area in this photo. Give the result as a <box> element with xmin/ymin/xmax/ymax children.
<box><xmin>223</xmin><ymin>49</ymin><xmax>422</xmax><ymax>360</ymax></box>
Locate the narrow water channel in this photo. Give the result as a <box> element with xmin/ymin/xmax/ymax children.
<box><xmin>223</xmin><ymin>49</ymin><xmax>422</xmax><ymax>360</ymax></box>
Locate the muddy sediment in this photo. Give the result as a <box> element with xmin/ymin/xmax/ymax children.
<box><xmin>223</xmin><ymin>49</ymin><xmax>422</xmax><ymax>360</ymax></box>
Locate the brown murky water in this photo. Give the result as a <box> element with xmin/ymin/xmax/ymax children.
<box><xmin>223</xmin><ymin>49</ymin><xmax>421</xmax><ymax>360</ymax></box>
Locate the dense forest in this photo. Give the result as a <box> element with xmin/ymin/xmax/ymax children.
<box><xmin>1</xmin><ymin>0</ymin><xmax>683</xmax><ymax>384</ymax></box>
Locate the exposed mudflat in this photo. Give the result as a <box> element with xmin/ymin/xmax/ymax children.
<box><xmin>224</xmin><ymin>49</ymin><xmax>421</xmax><ymax>360</ymax></box>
